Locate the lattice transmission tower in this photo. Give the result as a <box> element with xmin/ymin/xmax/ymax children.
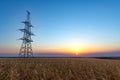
<box><xmin>18</xmin><ymin>11</ymin><xmax>34</xmax><ymax>57</ymax></box>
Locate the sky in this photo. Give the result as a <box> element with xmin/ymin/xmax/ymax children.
<box><xmin>0</xmin><ymin>0</ymin><xmax>120</xmax><ymax>57</ymax></box>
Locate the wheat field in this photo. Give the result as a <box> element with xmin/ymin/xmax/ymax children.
<box><xmin>0</xmin><ymin>58</ymin><xmax>120</xmax><ymax>80</ymax></box>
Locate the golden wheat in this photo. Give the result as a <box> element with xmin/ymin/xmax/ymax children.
<box><xmin>0</xmin><ymin>58</ymin><xmax>120</xmax><ymax>80</ymax></box>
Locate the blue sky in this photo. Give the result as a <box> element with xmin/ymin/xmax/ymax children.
<box><xmin>0</xmin><ymin>0</ymin><xmax>120</xmax><ymax>56</ymax></box>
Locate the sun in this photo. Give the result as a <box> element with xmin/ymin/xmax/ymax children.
<box><xmin>71</xmin><ymin>48</ymin><xmax>81</xmax><ymax>55</ymax></box>
<box><xmin>64</xmin><ymin>39</ymin><xmax>84</xmax><ymax>55</ymax></box>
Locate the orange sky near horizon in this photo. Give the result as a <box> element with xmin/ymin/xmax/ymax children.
<box><xmin>0</xmin><ymin>44</ymin><xmax>119</xmax><ymax>56</ymax></box>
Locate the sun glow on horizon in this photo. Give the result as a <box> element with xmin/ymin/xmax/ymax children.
<box><xmin>71</xmin><ymin>48</ymin><xmax>81</xmax><ymax>55</ymax></box>
<box><xmin>63</xmin><ymin>39</ymin><xmax>84</xmax><ymax>55</ymax></box>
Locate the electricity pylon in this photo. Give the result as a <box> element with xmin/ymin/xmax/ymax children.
<box><xmin>18</xmin><ymin>11</ymin><xmax>34</xmax><ymax>57</ymax></box>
